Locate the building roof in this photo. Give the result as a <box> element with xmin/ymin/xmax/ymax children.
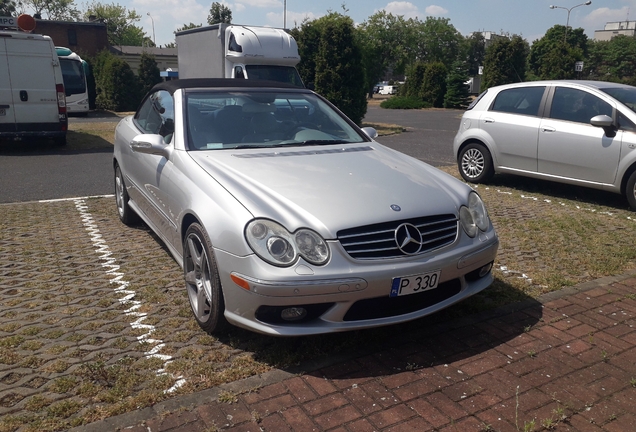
<box><xmin>110</xmin><ymin>46</ymin><xmax>177</xmax><ymax>57</ymax></box>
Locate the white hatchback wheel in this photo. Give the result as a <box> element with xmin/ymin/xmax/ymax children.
<box><xmin>458</xmin><ymin>143</ymin><xmax>494</xmax><ymax>183</ymax></box>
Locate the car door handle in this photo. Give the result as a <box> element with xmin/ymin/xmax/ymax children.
<box><xmin>541</xmin><ymin>126</ymin><xmax>556</xmax><ymax>133</ymax></box>
<box><xmin>483</xmin><ymin>117</ymin><xmax>495</xmax><ymax>123</ymax></box>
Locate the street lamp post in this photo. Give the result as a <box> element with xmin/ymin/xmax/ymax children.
<box><xmin>147</xmin><ymin>12</ymin><xmax>155</xmax><ymax>46</ymax></box>
<box><xmin>549</xmin><ymin>1</ymin><xmax>592</xmax><ymax>43</ymax></box>
<box><xmin>284</xmin><ymin>0</ymin><xmax>287</xmax><ymax>29</ymax></box>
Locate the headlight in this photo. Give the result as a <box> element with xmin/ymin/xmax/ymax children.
<box><xmin>246</xmin><ymin>219</ymin><xmax>330</xmax><ymax>267</ymax></box>
<box><xmin>460</xmin><ymin>192</ymin><xmax>490</xmax><ymax>238</ymax></box>
<box><xmin>295</xmin><ymin>229</ymin><xmax>329</xmax><ymax>265</ymax></box>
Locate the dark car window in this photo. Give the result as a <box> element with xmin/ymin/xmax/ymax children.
<box><xmin>134</xmin><ymin>90</ymin><xmax>175</xmax><ymax>142</ymax></box>
<box><xmin>490</xmin><ymin>86</ymin><xmax>545</xmax><ymax>116</ymax></box>
<box><xmin>549</xmin><ymin>87</ymin><xmax>612</xmax><ymax>124</ymax></box>
<box><xmin>467</xmin><ymin>90</ymin><xmax>487</xmax><ymax>110</ymax></box>
<box><xmin>601</xmin><ymin>87</ymin><xmax>636</xmax><ymax>114</ymax></box>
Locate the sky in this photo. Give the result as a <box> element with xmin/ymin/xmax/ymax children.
<box><xmin>29</xmin><ymin>0</ymin><xmax>636</xmax><ymax>47</ymax></box>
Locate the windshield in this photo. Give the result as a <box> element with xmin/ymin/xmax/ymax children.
<box><xmin>601</xmin><ymin>87</ymin><xmax>636</xmax><ymax>114</ymax></box>
<box><xmin>185</xmin><ymin>91</ymin><xmax>366</xmax><ymax>150</ymax></box>
<box><xmin>59</xmin><ymin>58</ymin><xmax>86</xmax><ymax>95</ymax></box>
<box><xmin>245</xmin><ymin>65</ymin><xmax>304</xmax><ymax>87</ymax></box>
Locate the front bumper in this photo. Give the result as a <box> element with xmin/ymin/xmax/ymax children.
<box><xmin>215</xmin><ymin>230</ymin><xmax>499</xmax><ymax>336</ymax></box>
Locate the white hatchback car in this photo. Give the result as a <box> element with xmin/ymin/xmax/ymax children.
<box><xmin>453</xmin><ymin>80</ymin><xmax>636</xmax><ymax>210</ymax></box>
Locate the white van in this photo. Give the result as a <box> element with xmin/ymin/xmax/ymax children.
<box><xmin>378</xmin><ymin>85</ymin><xmax>397</xmax><ymax>95</ymax></box>
<box><xmin>0</xmin><ymin>18</ymin><xmax>68</xmax><ymax>145</ymax></box>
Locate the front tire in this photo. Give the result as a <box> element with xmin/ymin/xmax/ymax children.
<box><xmin>458</xmin><ymin>143</ymin><xmax>494</xmax><ymax>183</ymax></box>
<box><xmin>114</xmin><ymin>164</ymin><xmax>140</xmax><ymax>226</ymax></box>
<box><xmin>626</xmin><ymin>170</ymin><xmax>636</xmax><ymax>211</ymax></box>
<box><xmin>183</xmin><ymin>223</ymin><xmax>227</xmax><ymax>334</ymax></box>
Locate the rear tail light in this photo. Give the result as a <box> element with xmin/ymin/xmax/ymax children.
<box><xmin>56</xmin><ymin>83</ymin><xmax>68</xmax><ymax>130</ymax></box>
<box><xmin>56</xmin><ymin>84</ymin><xmax>66</xmax><ymax>112</ymax></box>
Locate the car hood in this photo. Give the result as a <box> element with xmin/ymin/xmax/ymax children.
<box><xmin>188</xmin><ymin>143</ymin><xmax>468</xmax><ymax>238</ymax></box>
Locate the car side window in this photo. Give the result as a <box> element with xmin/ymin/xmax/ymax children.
<box><xmin>134</xmin><ymin>90</ymin><xmax>175</xmax><ymax>142</ymax></box>
<box><xmin>618</xmin><ymin>111</ymin><xmax>636</xmax><ymax>132</ymax></box>
<box><xmin>490</xmin><ymin>86</ymin><xmax>545</xmax><ymax>116</ymax></box>
<box><xmin>549</xmin><ymin>87</ymin><xmax>613</xmax><ymax>124</ymax></box>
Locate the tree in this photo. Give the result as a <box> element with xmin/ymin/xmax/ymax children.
<box><xmin>586</xmin><ymin>35</ymin><xmax>636</xmax><ymax>84</ymax></box>
<box><xmin>83</xmin><ymin>2</ymin><xmax>147</xmax><ymax>46</ymax></box>
<box><xmin>290</xmin><ymin>18</ymin><xmax>321</xmax><ymax>89</ymax></box>
<box><xmin>138</xmin><ymin>52</ymin><xmax>162</xmax><ymax>96</ymax></box>
<box><xmin>358</xmin><ymin>11</ymin><xmax>412</xmax><ymax>96</ymax></box>
<box><xmin>176</xmin><ymin>22</ymin><xmax>202</xmax><ymax>32</ymax></box>
<box><xmin>168</xmin><ymin>22</ymin><xmax>203</xmax><ymax>47</ymax></box>
<box><xmin>208</xmin><ymin>2</ymin><xmax>231</xmax><ymax>25</ymax></box>
<box><xmin>21</xmin><ymin>0</ymin><xmax>80</xmax><ymax>20</ymax></box>
<box><xmin>294</xmin><ymin>12</ymin><xmax>367</xmax><ymax>124</ymax></box>
<box><xmin>482</xmin><ymin>35</ymin><xmax>529</xmax><ymax>89</ymax></box>
<box><xmin>412</xmin><ymin>17</ymin><xmax>463</xmax><ymax>70</ymax></box>
<box><xmin>463</xmin><ymin>32</ymin><xmax>486</xmax><ymax>77</ymax></box>
<box><xmin>528</xmin><ymin>25</ymin><xmax>587</xmax><ymax>80</ymax></box>
<box><xmin>1</xmin><ymin>0</ymin><xmax>17</xmax><ymax>16</ymax></box>
<box><xmin>444</xmin><ymin>61</ymin><xmax>471</xmax><ymax>109</ymax></box>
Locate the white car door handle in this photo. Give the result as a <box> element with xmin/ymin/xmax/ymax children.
<box><xmin>541</xmin><ymin>126</ymin><xmax>556</xmax><ymax>133</ymax></box>
<box><xmin>483</xmin><ymin>117</ymin><xmax>495</xmax><ymax>123</ymax></box>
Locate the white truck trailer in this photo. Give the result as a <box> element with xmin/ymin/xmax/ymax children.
<box><xmin>175</xmin><ymin>24</ymin><xmax>303</xmax><ymax>86</ymax></box>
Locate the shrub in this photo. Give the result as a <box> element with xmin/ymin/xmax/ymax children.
<box><xmin>93</xmin><ymin>50</ymin><xmax>141</xmax><ymax>112</ymax></box>
<box><xmin>401</xmin><ymin>63</ymin><xmax>426</xmax><ymax>98</ymax></box>
<box><xmin>380</xmin><ymin>96</ymin><xmax>431</xmax><ymax>109</ymax></box>
<box><xmin>138</xmin><ymin>52</ymin><xmax>162</xmax><ymax>96</ymax></box>
<box><xmin>421</xmin><ymin>62</ymin><xmax>448</xmax><ymax>108</ymax></box>
<box><xmin>444</xmin><ymin>61</ymin><xmax>471</xmax><ymax>109</ymax></box>
<box><xmin>295</xmin><ymin>13</ymin><xmax>367</xmax><ymax>124</ymax></box>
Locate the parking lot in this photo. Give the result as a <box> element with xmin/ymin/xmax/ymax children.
<box><xmin>1</xmin><ymin>108</ymin><xmax>636</xmax><ymax>431</ymax></box>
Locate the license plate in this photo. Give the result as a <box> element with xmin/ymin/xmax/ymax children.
<box><xmin>0</xmin><ymin>108</ymin><xmax>5</xmax><ymax>116</ymax></box>
<box><xmin>390</xmin><ymin>270</ymin><xmax>440</xmax><ymax>297</ymax></box>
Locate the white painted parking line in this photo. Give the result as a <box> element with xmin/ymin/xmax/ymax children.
<box><xmin>73</xmin><ymin>198</ymin><xmax>186</xmax><ymax>394</ymax></box>
<box><xmin>39</xmin><ymin>194</ymin><xmax>115</xmax><ymax>203</ymax></box>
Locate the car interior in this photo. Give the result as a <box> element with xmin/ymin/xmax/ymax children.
<box><xmin>185</xmin><ymin>93</ymin><xmax>360</xmax><ymax>150</ymax></box>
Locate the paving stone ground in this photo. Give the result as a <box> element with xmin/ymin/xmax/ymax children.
<box><xmin>1</xmin><ymin>195</ymin><xmax>635</xmax><ymax>432</ymax></box>
<box><xmin>72</xmin><ymin>272</ymin><xmax>636</xmax><ymax>432</ymax></box>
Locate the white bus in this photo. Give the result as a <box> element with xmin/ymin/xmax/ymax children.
<box><xmin>55</xmin><ymin>46</ymin><xmax>89</xmax><ymax>116</ymax></box>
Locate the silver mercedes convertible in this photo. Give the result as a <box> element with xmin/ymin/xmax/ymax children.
<box><xmin>113</xmin><ymin>79</ymin><xmax>498</xmax><ymax>336</ymax></box>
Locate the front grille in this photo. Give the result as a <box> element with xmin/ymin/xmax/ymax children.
<box><xmin>343</xmin><ymin>279</ymin><xmax>462</xmax><ymax>321</ymax></box>
<box><xmin>337</xmin><ymin>215</ymin><xmax>458</xmax><ymax>259</ymax></box>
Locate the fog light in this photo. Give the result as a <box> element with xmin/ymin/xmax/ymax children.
<box><xmin>479</xmin><ymin>262</ymin><xmax>493</xmax><ymax>277</ymax></box>
<box><xmin>281</xmin><ymin>307</ymin><xmax>307</xmax><ymax>321</ymax></box>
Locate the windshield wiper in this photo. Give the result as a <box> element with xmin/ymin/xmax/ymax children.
<box><xmin>300</xmin><ymin>140</ymin><xmax>348</xmax><ymax>145</ymax></box>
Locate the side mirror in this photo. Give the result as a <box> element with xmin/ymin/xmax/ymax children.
<box><xmin>130</xmin><ymin>134</ymin><xmax>172</xmax><ymax>159</ymax></box>
<box><xmin>361</xmin><ymin>126</ymin><xmax>378</xmax><ymax>140</ymax></box>
<box><xmin>590</xmin><ymin>115</ymin><xmax>617</xmax><ymax>138</ymax></box>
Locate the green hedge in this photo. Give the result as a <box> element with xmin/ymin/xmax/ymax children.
<box><xmin>380</xmin><ymin>96</ymin><xmax>432</xmax><ymax>109</ymax></box>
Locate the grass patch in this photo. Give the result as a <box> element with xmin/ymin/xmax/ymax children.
<box><xmin>436</xmin><ymin>165</ymin><xmax>636</xmax><ymax>296</ymax></box>
<box><xmin>360</xmin><ymin>122</ymin><xmax>405</xmax><ymax>136</ymax></box>
<box><xmin>67</xmin><ymin>122</ymin><xmax>116</xmax><ymax>149</ymax></box>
